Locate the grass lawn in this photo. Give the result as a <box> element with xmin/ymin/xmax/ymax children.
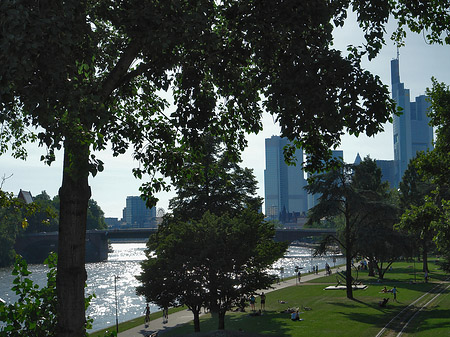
<box><xmin>160</xmin><ymin>258</ymin><xmax>449</xmax><ymax>336</ymax></box>
<box><xmin>89</xmin><ymin>306</ymin><xmax>187</xmax><ymax>337</ymax></box>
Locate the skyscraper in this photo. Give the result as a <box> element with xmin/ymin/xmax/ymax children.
<box><xmin>124</xmin><ymin>196</ymin><xmax>157</xmax><ymax>227</ymax></box>
<box><xmin>391</xmin><ymin>57</ymin><xmax>433</xmax><ymax>185</ymax></box>
<box><xmin>264</xmin><ymin>136</ymin><xmax>307</xmax><ymax>221</ymax></box>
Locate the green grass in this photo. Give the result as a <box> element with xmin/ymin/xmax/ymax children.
<box><xmin>89</xmin><ymin>306</ymin><xmax>187</xmax><ymax>337</ymax></box>
<box><xmin>160</xmin><ymin>259</ymin><xmax>449</xmax><ymax>336</ymax></box>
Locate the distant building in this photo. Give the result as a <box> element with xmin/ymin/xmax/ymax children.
<box><xmin>391</xmin><ymin>57</ymin><xmax>433</xmax><ymax>186</ymax></box>
<box><xmin>123</xmin><ymin>196</ymin><xmax>157</xmax><ymax>228</ymax></box>
<box><xmin>264</xmin><ymin>136</ymin><xmax>308</xmax><ymax>222</ymax></box>
<box><xmin>18</xmin><ymin>189</ymin><xmax>33</xmax><ymax>204</ymax></box>
<box><xmin>375</xmin><ymin>159</ymin><xmax>396</xmax><ymax>188</ymax></box>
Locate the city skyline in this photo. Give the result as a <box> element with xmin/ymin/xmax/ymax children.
<box><xmin>1</xmin><ymin>17</ymin><xmax>449</xmax><ymax>218</ymax></box>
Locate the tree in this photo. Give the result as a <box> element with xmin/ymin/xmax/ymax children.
<box><xmin>168</xmin><ymin>134</ymin><xmax>261</xmax><ymax>221</ymax></box>
<box><xmin>2</xmin><ymin>1</ymin><xmax>449</xmax><ymax>335</ymax></box>
<box><xmin>355</xmin><ymin>189</ymin><xmax>411</xmax><ymax>280</ymax></box>
<box><xmin>86</xmin><ymin>199</ymin><xmax>106</xmax><ymax>230</ymax></box>
<box><xmin>402</xmin><ymin>80</ymin><xmax>450</xmax><ymax>272</ymax></box>
<box><xmin>24</xmin><ymin>192</ymin><xmax>59</xmax><ymax>233</ymax></box>
<box><xmin>397</xmin><ymin>158</ymin><xmax>436</xmax><ymax>272</ymax></box>
<box><xmin>306</xmin><ymin>157</ymin><xmax>399</xmax><ymax>297</ymax></box>
<box><xmin>139</xmin><ymin>135</ymin><xmax>286</xmax><ymax>331</ymax></box>
<box><xmin>306</xmin><ymin>164</ymin><xmax>358</xmax><ymax>299</ymax></box>
<box><xmin>137</xmin><ymin>210</ymin><xmax>286</xmax><ymax>332</ymax></box>
<box><xmin>0</xmin><ymin>190</ymin><xmax>27</xmax><ymax>267</ymax></box>
<box><xmin>137</xmin><ymin>217</ymin><xmax>206</xmax><ymax>332</ymax></box>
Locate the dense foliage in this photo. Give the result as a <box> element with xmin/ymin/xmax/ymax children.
<box><xmin>306</xmin><ymin>157</ymin><xmax>408</xmax><ymax>297</ymax></box>
<box><xmin>1</xmin><ymin>1</ymin><xmax>449</xmax><ymax>335</ymax></box>
<box><xmin>138</xmin><ymin>136</ymin><xmax>286</xmax><ymax>331</ymax></box>
<box><xmin>137</xmin><ymin>210</ymin><xmax>286</xmax><ymax>332</ymax></box>
<box><xmin>399</xmin><ymin>80</ymin><xmax>450</xmax><ymax>272</ymax></box>
<box><xmin>0</xmin><ymin>189</ymin><xmax>36</xmax><ymax>267</ymax></box>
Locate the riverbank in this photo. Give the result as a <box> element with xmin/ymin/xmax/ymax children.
<box><xmin>103</xmin><ymin>258</ymin><xmax>449</xmax><ymax>337</ymax></box>
<box><xmin>90</xmin><ymin>264</ymin><xmax>345</xmax><ymax>337</ymax></box>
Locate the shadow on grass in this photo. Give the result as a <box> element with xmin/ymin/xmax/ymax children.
<box><xmin>164</xmin><ymin>311</ymin><xmax>293</xmax><ymax>337</ymax></box>
<box><xmin>336</xmin><ymin>310</ymin><xmax>393</xmax><ymax>329</ymax></box>
<box><xmin>410</xmin><ymin>308</ymin><xmax>450</xmax><ymax>333</ymax></box>
<box><xmin>225</xmin><ymin>311</ymin><xmax>294</xmax><ymax>337</ymax></box>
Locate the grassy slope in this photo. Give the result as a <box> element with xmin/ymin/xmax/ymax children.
<box><xmin>160</xmin><ymin>259</ymin><xmax>449</xmax><ymax>336</ymax></box>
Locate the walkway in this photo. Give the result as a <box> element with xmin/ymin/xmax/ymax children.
<box><xmin>117</xmin><ymin>266</ymin><xmax>344</xmax><ymax>337</ymax></box>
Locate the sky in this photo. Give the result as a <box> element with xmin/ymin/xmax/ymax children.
<box><xmin>1</xmin><ymin>13</ymin><xmax>450</xmax><ymax>219</ymax></box>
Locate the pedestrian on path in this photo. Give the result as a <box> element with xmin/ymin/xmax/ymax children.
<box><xmin>144</xmin><ymin>303</ymin><xmax>151</xmax><ymax>327</ymax></box>
<box><xmin>162</xmin><ymin>306</ymin><xmax>169</xmax><ymax>324</ymax></box>
<box><xmin>392</xmin><ymin>286</ymin><xmax>398</xmax><ymax>301</ymax></box>
<box><xmin>260</xmin><ymin>292</ymin><xmax>266</xmax><ymax>311</ymax></box>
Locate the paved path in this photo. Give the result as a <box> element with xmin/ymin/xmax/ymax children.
<box><xmin>117</xmin><ymin>266</ymin><xmax>344</xmax><ymax>337</ymax></box>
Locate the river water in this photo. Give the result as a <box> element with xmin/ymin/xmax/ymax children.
<box><xmin>0</xmin><ymin>243</ymin><xmax>344</xmax><ymax>332</ymax></box>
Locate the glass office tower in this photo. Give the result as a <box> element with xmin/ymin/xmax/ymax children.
<box><xmin>264</xmin><ymin>136</ymin><xmax>307</xmax><ymax>221</ymax></box>
<box><xmin>391</xmin><ymin>57</ymin><xmax>433</xmax><ymax>186</ymax></box>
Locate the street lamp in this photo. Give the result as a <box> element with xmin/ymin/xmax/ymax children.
<box><xmin>114</xmin><ymin>275</ymin><xmax>121</xmax><ymax>333</ymax></box>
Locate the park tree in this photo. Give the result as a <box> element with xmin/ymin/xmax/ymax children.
<box><xmin>24</xmin><ymin>192</ymin><xmax>59</xmax><ymax>233</ymax></box>
<box><xmin>306</xmin><ymin>157</ymin><xmax>399</xmax><ymax>297</ymax></box>
<box><xmin>168</xmin><ymin>134</ymin><xmax>261</xmax><ymax>222</ymax></box>
<box><xmin>139</xmin><ymin>135</ymin><xmax>286</xmax><ymax>331</ymax></box>
<box><xmin>355</xmin><ymin>188</ymin><xmax>411</xmax><ymax>280</ymax></box>
<box><xmin>86</xmin><ymin>199</ymin><xmax>106</xmax><ymax>230</ymax></box>
<box><xmin>2</xmin><ymin>1</ymin><xmax>450</xmax><ymax>335</ymax></box>
<box><xmin>401</xmin><ymin>80</ymin><xmax>450</xmax><ymax>272</ymax></box>
<box><xmin>352</xmin><ymin>158</ymin><xmax>411</xmax><ymax>279</ymax></box>
<box><xmin>0</xmin><ymin>190</ymin><xmax>27</xmax><ymax>267</ymax></box>
<box><xmin>137</xmin><ymin>210</ymin><xmax>286</xmax><ymax>332</ymax></box>
<box><xmin>397</xmin><ymin>158</ymin><xmax>436</xmax><ymax>272</ymax></box>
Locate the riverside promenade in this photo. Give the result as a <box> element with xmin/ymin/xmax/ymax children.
<box><xmin>117</xmin><ymin>265</ymin><xmax>344</xmax><ymax>337</ymax></box>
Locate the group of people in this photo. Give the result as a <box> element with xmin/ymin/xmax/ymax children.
<box><xmin>380</xmin><ymin>286</ymin><xmax>398</xmax><ymax>301</ymax></box>
<box><xmin>144</xmin><ymin>303</ymin><xmax>169</xmax><ymax>328</ymax></box>
<box><xmin>249</xmin><ymin>292</ymin><xmax>266</xmax><ymax>312</ymax></box>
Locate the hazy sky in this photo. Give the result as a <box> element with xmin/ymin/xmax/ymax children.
<box><xmin>2</xmin><ymin>13</ymin><xmax>449</xmax><ymax>218</ymax></box>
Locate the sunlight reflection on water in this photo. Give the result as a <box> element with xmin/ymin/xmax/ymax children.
<box><xmin>0</xmin><ymin>242</ymin><xmax>344</xmax><ymax>332</ymax></box>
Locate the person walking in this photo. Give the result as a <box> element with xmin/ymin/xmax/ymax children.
<box><xmin>392</xmin><ymin>286</ymin><xmax>398</xmax><ymax>301</ymax></box>
<box><xmin>144</xmin><ymin>303</ymin><xmax>151</xmax><ymax>327</ymax></box>
<box><xmin>162</xmin><ymin>306</ymin><xmax>169</xmax><ymax>324</ymax></box>
<box><xmin>260</xmin><ymin>292</ymin><xmax>266</xmax><ymax>311</ymax></box>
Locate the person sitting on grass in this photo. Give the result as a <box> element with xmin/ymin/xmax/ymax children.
<box><xmin>378</xmin><ymin>298</ymin><xmax>389</xmax><ymax>307</ymax></box>
<box><xmin>291</xmin><ymin>310</ymin><xmax>300</xmax><ymax>321</ymax></box>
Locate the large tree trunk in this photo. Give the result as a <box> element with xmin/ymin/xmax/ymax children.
<box><xmin>192</xmin><ymin>309</ymin><xmax>201</xmax><ymax>332</ymax></box>
<box><xmin>218</xmin><ymin>309</ymin><xmax>226</xmax><ymax>330</ymax></box>
<box><xmin>56</xmin><ymin>143</ymin><xmax>91</xmax><ymax>337</ymax></box>
<box><xmin>345</xmin><ymin>252</ymin><xmax>353</xmax><ymax>300</ymax></box>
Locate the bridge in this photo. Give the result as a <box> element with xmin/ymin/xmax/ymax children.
<box><xmin>15</xmin><ymin>227</ymin><xmax>336</xmax><ymax>263</ymax></box>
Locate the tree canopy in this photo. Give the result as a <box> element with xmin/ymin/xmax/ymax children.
<box><xmin>2</xmin><ymin>1</ymin><xmax>450</xmax><ymax>335</ymax></box>
<box><xmin>306</xmin><ymin>157</ymin><xmax>404</xmax><ymax>297</ymax></box>
<box><xmin>400</xmin><ymin>80</ymin><xmax>450</xmax><ymax>272</ymax></box>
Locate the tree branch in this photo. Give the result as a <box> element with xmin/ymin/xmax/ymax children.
<box><xmin>99</xmin><ymin>41</ymin><xmax>141</xmax><ymax>101</ymax></box>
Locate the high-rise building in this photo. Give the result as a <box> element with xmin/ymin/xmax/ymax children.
<box><xmin>123</xmin><ymin>196</ymin><xmax>157</xmax><ymax>227</ymax></box>
<box><xmin>391</xmin><ymin>57</ymin><xmax>433</xmax><ymax>186</ymax></box>
<box><xmin>264</xmin><ymin>136</ymin><xmax>308</xmax><ymax>221</ymax></box>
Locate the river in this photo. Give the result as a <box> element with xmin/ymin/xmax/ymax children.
<box><xmin>0</xmin><ymin>243</ymin><xmax>344</xmax><ymax>332</ymax></box>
